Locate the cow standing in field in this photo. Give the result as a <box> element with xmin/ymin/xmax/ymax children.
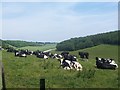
<box><xmin>61</xmin><ymin>51</ymin><xmax>69</xmax><ymax>57</ymax></box>
<box><xmin>79</xmin><ymin>52</ymin><xmax>89</xmax><ymax>60</ymax></box>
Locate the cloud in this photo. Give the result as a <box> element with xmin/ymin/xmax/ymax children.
<box><xmin>2</xmin><ymin>2</ymin><xmax>118</xmax><ymax>42</ymax></box>
<box><xmin>0</xmin><ymin>3</ymin><xmax>2</xmax><ymax>39</ymax></box>
<box><xmin>1</xmin><ymin>0</ymin><xmax>119</xmax><ymax>2</ymax></box>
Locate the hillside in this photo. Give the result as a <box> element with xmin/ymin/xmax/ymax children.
<box><xmin>3</xmin><ymin>40</ymin><xmax>44</xmax><ymax>48</ymax></box>
<box><xmin>56</xmin><ymin>30</ymin><xmax>119</xmax><ymax>51</ymax></box>
<box><xmin>1</xmin><ymin>40</ymin><xmax>57</xmax><ymax>49</ymax></box>
<box><xmin>0</xmin><ymin>39</ymin><xmax>1</xmax><ymax>46</ymax></box>
<box><xmin>17</xmin><ymin>44</ymin><xmax>56</xmax><ymax>51</ymax></box>
<box><xmin>2</xmin><ymin>44</ymin><xmax>118</xmax><ymax>88</ymax></box>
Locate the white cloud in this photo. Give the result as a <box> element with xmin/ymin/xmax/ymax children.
<box><xmin>2</xmin><ymin>2</ymin><xmax>118</xmax><ymax>42</ymax></box>
<box><xmin>1</xmin><ymin>0</ymin><xmax>119</xmax><ymax>2</ymax></box>
<box><xmin>3</xmin><ymin>6</ymin><xmax>25</xmax><ymax>15</ymax></box>
<box><xmin>0</xmin><ymin>3</ymin><xmax>2</xmax><ymax>39</ymax></box>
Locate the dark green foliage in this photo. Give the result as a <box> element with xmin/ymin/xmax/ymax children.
<box><xmin>3</xmin><ymin>40</ymin><xmax>44</xmax><ymax>48</ymax></box>
<box><xmin>1</xmin><ymin>40</ymin><xmax>57</xmax><ymax>49</ymax></box>
<box><xmin>56</xmin><ymin>41</ymin><xmax>75</xmax><ymax>51</ymax></box>
<box><xmin>1</xmin><ymin>40</ymin><xmax>10</xmax><ymax>49</ymax></box>
<box><xmin>56</xmin><ymin>30</ymin><xmax>119</xmax><ymax>51</ymax></box>
<box><xmin>0</xmin><ymin>39</ymin><xmax>2</xmax><ymax>46</ymax></box>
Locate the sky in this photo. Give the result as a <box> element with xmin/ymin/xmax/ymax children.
<box><xmin>1</xmin><ymin>1</ymin><xmax>118</xmax><ymax>42</ymax></box>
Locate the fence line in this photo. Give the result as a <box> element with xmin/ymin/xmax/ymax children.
<box><xmin>40</xmin><ymin>79</ymin><xmax>45</xmax><ymax>90</ymax></box>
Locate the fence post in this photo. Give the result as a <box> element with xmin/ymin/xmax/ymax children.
<box><xmin>40</xmin><ymin>79</ymin><xmax>45</xmax><ymax>90</ymax></box>
<box><xmin>2</xmin><ymin>64</ymin><xmax>6</xmax><ymax>90</ymax></box>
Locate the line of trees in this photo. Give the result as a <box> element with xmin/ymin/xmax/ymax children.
<box><xmin>0</xmin><ymin>40</ymin><xmax>44</xmax><ymax>49</ymax></box>
<box><xmin>4</xmin><ymin>40</ymin><xmax>44</xmax><ymax>48</ymax></box>
<box><xmin>56</xmin><ymin>30</ymin><xmax>120</xmax><ymax>51</ymax></box>
<box><xmin>0</xmin><ymin>40</ymin><xmax>58</xmax><ymax>49</ymax></box>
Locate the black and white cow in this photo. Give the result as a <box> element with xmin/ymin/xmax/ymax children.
<box><xmin>62</xmin><ymin>53</ymin><xmax>77</xmax><ymax>62</ymax></box>
<box><xmin>52</xmin><ymin>53</ymin><xmax>63</xmax><ymax>59</ymax></box>
<box><xmin>14</xmin><ymin>50</ymin><xmax>27</xmax><ymax>57</ymax></box>
<box><xmin>33</xmin><ymin>50</ymin><xmax>43</xmax><ymax>56</ymax></box>
<box><xmin>58</xmin><ymin>59</ymin><xmax>74</xmax><ymax>70</ymax></box>
<box><xmin>36</xmin><ymin>53</ymin><xmax>48</xmax><ymax>59</ymax></box>
<box><xmin>24</xmin><ymin>49</ymin><xmax>33</xmax><ymax>55</ymax></box>
<box><xmin>96</xmin><ymin>57</ymin><xmax>118</xmax><ymax>69</ymax></box>
<box><xmin>58</xmin><ymin>58</ymin><xmax>82</xmax><ymax>71</ymax></box>
<box><xmin>72</xmin><ymin>61</ymin><xmax>83</xmax><ymax>71</ymax></box>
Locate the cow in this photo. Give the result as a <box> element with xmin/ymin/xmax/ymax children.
<box><xmin>61</xmin><ymin>51</ymin><xmax>69</xmax><ymax>57</ymax></box>
<box><xmin>58</xmin><ymin>58</ymin><xmax>82</xmax><ymax>71</ymax></box>
<box><xmin>7</xmin><ymin>48</ymin><xmax>15</xmax><ymax>52</ymax></box>
<box><xmin>79</xmin><ymin>52</ymin><xmax>89</xmax><ymax>60</ymax></box>
<box><xmin>58</xmin><ymin>59</ymin><xmax>73</xmax><ymax>70</ymax></box>
<box><xmin>33</xmin><ymin>50</ymin><xmax>43</xmax><ymax>56</ymax></box>
<box><xmin>48</xmin><ymin>53</ymin><xmax>54</xmax><ymax>58</ymax></box>
<box><xmin>36</xmin><ymin>53</ymin><xmax>48</xmax><ymax>59</ymax></box>
<box><xmin>14</xmin><ymin>50</ymin><xmax>27</xmax><ymax>57</ymax></box>
<box><xmin>52</xmin><ymin>53</ymin><xmax>63</xmax><ymax>59</ymax></box>
<box><xmin>43</xmin><ymin>51</ymin><xmax>50</xmax><ymax>56</ymax></box>
<box><xmin>62</xmin><ymin>54</ymin><xmax>77</xmax><ymax>62</ymax></box>
<box><xmin>23</xmin><ymin>49</ymin><xmax>33</xmax><ymax>55</ymax></box>
<box><xmin>28</xmin><ymin>51</ymin><xmax>34</xmax><ymax>55</ymax></box>
<box><xmin>96</xmin><ymin>57</ymin><xmax>118</xmax><ymax>69</ymax></box>
<box><xmin>72</xmin><ymin>61</ymin><xmax>83</xmax><ymax>71</ymax></box>
<box><xmin>107</xmin><ymin>59</ymin><xmax>118</xmax><ymax>68</ymax></box>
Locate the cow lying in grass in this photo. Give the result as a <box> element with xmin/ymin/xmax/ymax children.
<box><xmin>58</xmin><ymin>59</ymin><xmax>82</xmax><ymax>71</ymax></box>
<box><xmin>14</xmin><ymin>50</ymin><xmax>27</xmax><ymax>57</ymax></box>
<box><xmin>36</xmin><ymin>53</ymin><xmax>48</xmax><ymax>59</ymax></box>
<box><xmin>96</xmin><ymin>57</ymin><xmax>118</xmax><ymax>69</ymax></box>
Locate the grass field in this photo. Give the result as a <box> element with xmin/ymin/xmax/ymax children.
<box><xmin>17</xmin><ymin>44</ymin><xmax>56</xmax><ymax>51</ymax></box>
<box><xmin>0</xmin><ymin>51</ymin><xmax>2</xmax><ymax>89</ymax></box>
<box><xmin>2</xmin><ymin>44</ymin><xmax>119</xmax><ymax>88</ymax></box>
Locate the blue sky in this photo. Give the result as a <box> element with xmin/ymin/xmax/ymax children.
<box><xmin>1</xmin><ymin>2</ymin><xmax>118</xmax><ymax>42</ymax></box>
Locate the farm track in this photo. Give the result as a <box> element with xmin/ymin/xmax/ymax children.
<box><xmin>18</xmin><ymin>44</ymin><xmax>57</xmax><ymax>51</ymax></box>
<box><xmin>43</xmin><ymin>48</ymin><xmax>56</xmax><ymax>52</ymax></box>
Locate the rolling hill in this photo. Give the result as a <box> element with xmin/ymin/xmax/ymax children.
<box><xmin>2</xmin><ymin>44</ymin><xmax>119</xmax><ymax>88</ymax></box>
<box><xmin>56</xmin><ymin>30</ymin><xmax>119</xmax><ymax>51</ymax></box>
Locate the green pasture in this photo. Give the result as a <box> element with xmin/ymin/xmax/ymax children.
<box><xmin>0</xmin><ymin>51</ymin><xmax>2</xmax><ymax>89</ymax></box>
<box><xmin>17</xmin><ymin>44</ymin><xmax>56</xmax><ymax>51</ymax></box>
<box><xmin>2</xmin><ymin>44</ymin><xmax>119</xmax><ymax>88</ymax></box>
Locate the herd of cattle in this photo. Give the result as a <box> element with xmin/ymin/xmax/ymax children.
<box><xmin>6</xmin><ymin>48</ymin><xmax>118</xmax><ymax>71</ymax></box>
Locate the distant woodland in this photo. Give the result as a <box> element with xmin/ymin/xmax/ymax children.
<box><xmin>56</xmin><ymin>30</ymin><xmax>120</xmax><ymax>51</ymax></box>
<box><xmin>0</xmin><ymin>40</ymin><xmax>56</xmax><ymax>49</ymax></box>
<box><xmin>0</xmin><ymin>30</ymin><xmax>119</xmax><ymax>50</ymax></box>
